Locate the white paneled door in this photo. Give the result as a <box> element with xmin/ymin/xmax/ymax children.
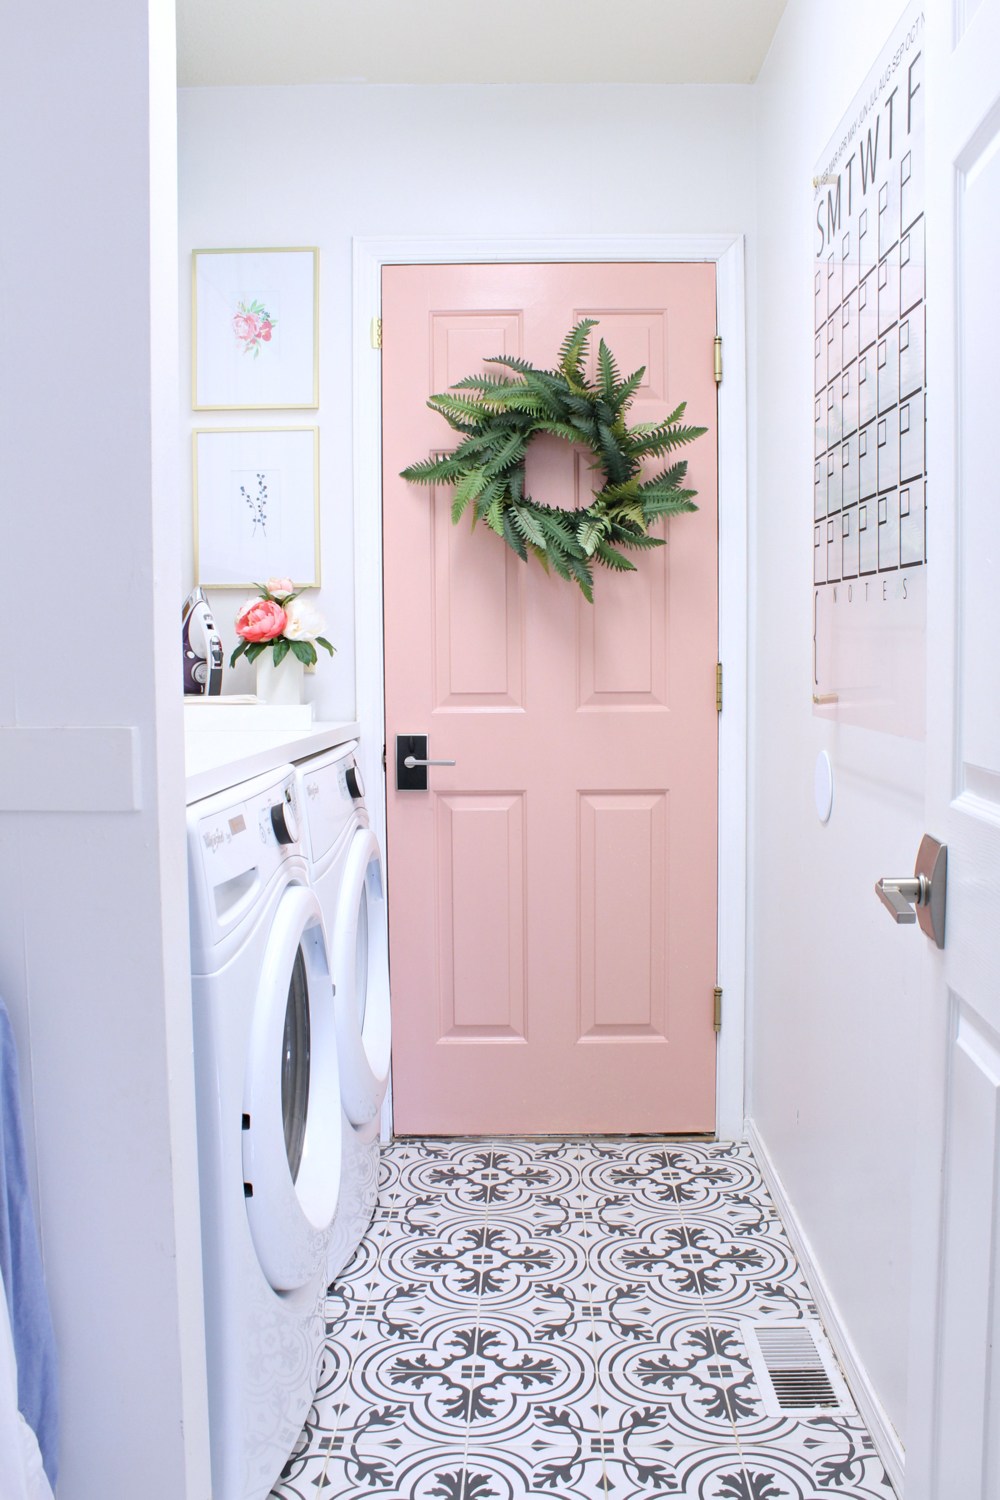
<box><xmin>907</xmin><ymin>5</ymin><xmax>1000</xmax><ymax>1495</ymax></box>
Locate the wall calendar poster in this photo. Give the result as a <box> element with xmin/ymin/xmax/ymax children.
<box><xmin>812</xmin><ymin>6</ymin><xmax>925</xmax><ymax>738</ymax></box>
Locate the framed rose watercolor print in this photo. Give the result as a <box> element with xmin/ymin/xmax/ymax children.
<box><xmin>193</xmin><ymin>427</ymin><xmax>320</xmax><ymax>588</ymax></box>
<box><xmin>192</xmin><ymin>248</ymin><xmax>319</xmax><ymax>410</ymax></box>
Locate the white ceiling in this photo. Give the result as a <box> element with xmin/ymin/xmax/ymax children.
<box><xmin>176</xmin><ymin>0</ymin><xmax>789</xmax><ymax>89</ymax></box>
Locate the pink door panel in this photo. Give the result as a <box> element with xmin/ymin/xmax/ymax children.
<box><xmin>382</xmin><ymin>262</ymin><xmax>719</xmax><ymax>1135</ymax></box>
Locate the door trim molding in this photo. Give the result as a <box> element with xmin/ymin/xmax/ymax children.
<box><xmin>353</xmin><ymin>233</ymin><xmax>748</xmax><ymax>1139</ymax></box>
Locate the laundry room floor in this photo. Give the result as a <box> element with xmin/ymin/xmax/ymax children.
<box><xmin>270</xmin><ymin>1137</ymin><xmax>895</xmax><ymax>1500</ymax></box>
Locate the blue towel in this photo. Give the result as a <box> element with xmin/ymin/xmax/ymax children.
<box><xmin>0</xmin><ymin>1002</ymin><xmax>58</xmax><ymax>1489</ymax></box>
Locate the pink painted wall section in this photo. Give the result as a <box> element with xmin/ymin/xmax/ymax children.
<box><xmin>382</xmin><ymin>262</ymin><xmax>719</xmax><ymax>1135</ymax></box>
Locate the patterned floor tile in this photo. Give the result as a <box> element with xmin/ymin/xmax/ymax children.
<box><xmin>599</xmin><ymin>1315</ymin><xmax>755</xmax><ymax>1443</ymax></box>
<box><xmin>585</xmin><ymin>1214</ymin><xmax>815</xmax><ymax>1323</ymax></box>
<box><xmin>274</xmin><ymin>1138</ymin><xmax>895</xmax><ymax>1500</ymax></box>
<box><xmin>722</xmin><ymin>1449</ymin><xmax>893</xmax><ymax>1499</ymax></box>
<box><xmin>735</xmin><ymin>1413</ymin><xmax>894</xmax><ymax>1493</ymax></box>
<box><xmin>311</xmin><ymin>1441</ymin><xmax>614</xmax><ymax>1499</ymax></box>
<box><xmin>269</xmin><ymin>1444</ymin><xmax>338</xmax><ymax>1498</ymax></box>
<box><xmin>383</xmin><ymin>1141</ymin><xmax>583</xmax><ymax>1216</ymax></box>
<box><xmin>580</xmin><ymin>1141</ymin><xmax>766</xmax><ymax>1216</ymax></box>
<box><xmin>384</xmin><ymin>1214</ymin><xmax>592</xmax><ymax>1311</ymax></box>
<box><xmin>354</xmin><ymin>1431</ymin><xmax>590</xmax><ymax>1494</ymax></box>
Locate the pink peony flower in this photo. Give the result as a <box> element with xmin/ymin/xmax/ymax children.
<box><xmin>265</xmin><ymin>576</ymin><xmax>294</xmax><ymax>597</ymax></box>
<box><xmin>235</xmin><ymin>598</ymin><xmax>287</xmax><ymax>642</ymax></box>
<box><xmin>233</xmin><ymin>311</ymin><xmax>260</xmax><ymax>344</ymax></box>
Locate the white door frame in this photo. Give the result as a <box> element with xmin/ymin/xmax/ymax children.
<box><xmin>353</xmin><ymin>233</ymin><xmax>749</xmax><ymax>1139</ymax></box>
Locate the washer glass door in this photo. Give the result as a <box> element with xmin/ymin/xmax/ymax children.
<box><xmin>333</xmin><ymin>828</ymin><xmax>391</xmax><ymax>1127</ymax></box>
<box><xmin>354</xmin><ymin>887</ymin><xmax>369</xmax><ymax>1030</ymax></box>
<box><xmin>243</xmin><ymin>884</ymin><xmax>342</xmax><ymax>1292</ymax></box>
<box><xmin>282</xmin><ymin>946</ymin><xmax>311</xmax><ymax>1181</ymax></box>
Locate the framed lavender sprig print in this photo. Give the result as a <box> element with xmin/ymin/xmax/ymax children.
<box><xmin>193</xmin><ymin>427</ymin><xmax>320</xmax><ymax>589</ymax></box>
<box><xmin>192</xmin><ymin>248</ymin><xmax>319</xmax><ymax>410</ymax></box>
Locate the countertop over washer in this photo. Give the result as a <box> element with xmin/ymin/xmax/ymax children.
<box><xmin>185</xmin><ymin>705</ymin><xmax>360</xmax><ymax>803</ymax></box>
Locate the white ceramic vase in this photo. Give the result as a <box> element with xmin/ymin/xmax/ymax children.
<box><xmin>255</xmin><ymin>649</ymin><xmax>304</xmax><ymax>705</ymax></box>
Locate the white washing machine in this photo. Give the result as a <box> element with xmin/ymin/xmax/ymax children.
<box><xmin>293</xmin><ymin>740</ymin><xmax>391</xmax><ymax>1280</ymax></box>
<box><xmin>187</xmin><ymin>765</ymin><xmax>342</xmax><ymax>1500</ymax></box>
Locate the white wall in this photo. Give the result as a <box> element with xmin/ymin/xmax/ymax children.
<box><xmin>749</xmin><ymin>0</ymin><xmax>926</xmax><ymax>1447</ymax></box>
<box><xmin>0</xmin><ymin>1</ymin><xmax>211</xmax><ymax>1494</ymax></box>
<box><xmin>178</xmin><ymin>82</ymin><xmax>757</xmax><ymax>717</ymax></box>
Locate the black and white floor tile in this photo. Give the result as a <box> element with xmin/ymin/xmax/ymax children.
<box><xmin>271</xmin><ymin>1139</ymin><xmax>895</xmax><ymax>1500</ymax></box>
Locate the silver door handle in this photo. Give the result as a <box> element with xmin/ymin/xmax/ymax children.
<box><xmin>875</xmin><ymin>835</ymin><xmax>947</xmax><ymax>948</ymax></box>
<box><xmin>875</xmin><ymin>876</ymin><xmax>925</xmax><ymax>923</ymax></box>
<box><xmin>403</xmin><ymin>755</ymin><xmax>456</xmax><ymax>769</ymax></box>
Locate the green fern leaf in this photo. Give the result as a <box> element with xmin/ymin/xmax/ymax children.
<box><xmin>637</xmin><ymin>462</ymin><xmax>689</xmax><ymax>499</ymax></box>
<box><xmin>501</xmin><ymin>508</ymin><xmax>528</xmax><ymax>560</ymax></box>
<box><xmin>565</xmin><ymin>552</ymin><xmax>595</xmax><ymax>601</ymax></box>
<box><xmin>611</xmin><ymin>366</ymin><xmax>646</xmax><ymax>414</ymax></box>
<box><xmin>608</xmin><ymin>524</ymin><xmax>665</xmax><ymax>551</ymax></box>
<box><xmin>630</xmin><ymin>423</ymin><xmax>708</xmax><ymax>459</ymax></box>
<box><xmin>451</xmin><ymin>373</ymin><xmax>523</xmax><ymax>393</ymax></box>
<box><xmin>533</xmin><ymin>420</ymin><xmax>588</xmax><ymax>446</ymax></box>
<box><xmin>597</xmin><ymin>339</ymin><xmax>620</xmax><ymax>400</ymax></box>
<box><xmin>427</xmin><ymin>392</ymin><xmax>491</xmax><ymax>426</ymax></box>
<box><xmin>576</xmin><ymin>513</ymin><xmax>610</xmax><ymax>557</ymax></box>
<box><xmin>509</xmin><ymin>505</ymin><xmax>548</xmax><ymax>550</ymax></box>
<box><xmin>536</xmin><ymin>508</ymin><xmax>582</xmax><ymax>553</ymax></box>
<box><xmin>641</xmin><ymin>496</ymin><xmax>699</xmax><ymax>519</ymax></box>
<box><xmin>450</xmin><ymin>468</ymin><xmax>489</xmax><ymax>523</ymax></box>
<box><xmin>482</xmin><ymin>431</ymin><xmax>527</xmax><ymax>476</ymax></box>
<box><xmin>597</xmin><ymin>422</ymin><xmax>631</xmax><ymax>486</ymax></box>
<box><xmin>480</xmin><ymin>389</ymin><xmax>546</xmax><ymax>415</ymax></box>
<box><xmin>597</xmin><ymin>477</ymin><xmax>643</xmax><ymax>505</ymax></box>
<box><xmin>399</xmin><ymin>453</ymin><xmax>465</xmax><ymax>485</ymax></box>
<box><xmin>594</xmin><ymin>539</ymin><xmax>637</xmax><ymax>572</ymax></box>
<box><xmin>558</xmin><ymin>319</ymin><xmax>597</xmax><ymax>383</ymax></box>
<box><xmin>482</xmin><ymin>352</ymin><xmax>535</xmax><ymax>375</ymax></box>
<box><xmin>540</xmin><ymin>535</ymin><xmax>572</xmax><ymax>581</ymax></box>
<box><xmin>613</xmin><ymin>502</ymin><xmax>647</xmax><ymax>528</ymax></box>
<box><xmin>451</xmin><ymin>433</ymin><xmax>503</xmax><ymax>464</ymax></box>
<box><xmin>484</xmin><ymin>495</ymin><xmax>506</xmax><ymax>534</ymax></box>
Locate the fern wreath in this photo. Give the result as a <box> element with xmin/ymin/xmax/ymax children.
<box><xmin>400</xmin><ymin>318</ymin><xmax>707</xmax><ymax>601</ymax></box>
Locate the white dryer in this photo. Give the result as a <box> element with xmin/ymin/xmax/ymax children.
<box><xmin>293</xmin><ymin>740</ymin><xmax>391</xmax><ymax>1280</ymax></box>
<box><xmin>187</xmin><ymin>766</ymin><xmax>342</xmax><ymax>1500</ymax></box>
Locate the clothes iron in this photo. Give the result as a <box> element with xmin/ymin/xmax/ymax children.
<box><xmin>182</xmin><ymin>587</ymin><xmax>224</xmax><ymax>695</ymax></box>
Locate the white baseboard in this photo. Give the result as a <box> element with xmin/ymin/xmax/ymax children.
<box><xmin>745</xmin><ymin>1119</ymin><xmax>905</xmax><ymax>1496</ymax></box>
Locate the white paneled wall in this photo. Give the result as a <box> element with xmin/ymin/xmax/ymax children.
<box><xmin>750</xmin><ymin>0</ymin><xmax>926</xmax><ymax>1452</ymax></box>
<box><xmin>0</xmin><ymin>1</ymin><xmax>211</xmax><ymax>1495</ymax></box>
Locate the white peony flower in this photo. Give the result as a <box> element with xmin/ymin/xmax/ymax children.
<box><xmin>282</xmin><ymin>597</ymin><xmax>326</xmax><ymax>641</ymax></box>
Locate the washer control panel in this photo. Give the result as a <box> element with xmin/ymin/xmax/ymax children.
<box><xmin>192</xmin><ymin>773</ymin><xmax>301</xmax><ymax>892</ymax></box>
<box><xmin>268</xmin><ymin>786</ymin><xmax>300</xmax><ymax>846</ymax></box>
<box><xmin>187</xmin><ymin>768</ymin><xmax>304</xmax><ymax>957</ymax></box>
<box><xmin>294</xmin><ymin>743</ymin><xmax>364</xmax><ymax>865</ymax></box>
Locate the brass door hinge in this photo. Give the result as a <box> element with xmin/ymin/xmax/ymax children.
<box><xmin>713</xmin><ymin>335</ymin><xmax>723</xmax><ymax>385</ymax></box>
<box><xmin>371</xmin><ymin>315</ymin><xmax>382</xmax><ymax>350</ymax></box>
<box><xmin>713</xmin><ymin>987</ymin><xmax>723</xmax><ymax>1033</ymax></box>
<box><xmin>716</xmin><ymin>662</ymin><xmax>723</xmax><ymax>713</ymax></box>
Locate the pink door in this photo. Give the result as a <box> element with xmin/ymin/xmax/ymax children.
<box><xmin>382</xmin><ymin>262</ymin><xmax>719</xmax><ymax>1135</ymax></box>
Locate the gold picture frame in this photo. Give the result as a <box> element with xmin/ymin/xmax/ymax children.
<box><xmin>192</xmin><ymin>247</ymin><xmax>319</xmax><ymax>411</ymax></box>
<box><xmin>193</xmin><ymin>426</ymin><xmax>321</xmax><ymax>589</ymax></box>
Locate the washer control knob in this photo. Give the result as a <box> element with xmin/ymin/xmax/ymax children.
<box><xmin>345</xmin><ymin>763</ymin><xmax>364</xmax><ymax>800</ymax></box>
<box><xmin>270</xmin><ymin>791</ymin><xmax>299</xmax><ymax>845</ymax></box>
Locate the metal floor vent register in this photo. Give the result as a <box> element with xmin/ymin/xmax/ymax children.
<box><xmin>740</xmin><ymin>1320</ymin><xmax>855</xmax><ymax>1417</ymax></box>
